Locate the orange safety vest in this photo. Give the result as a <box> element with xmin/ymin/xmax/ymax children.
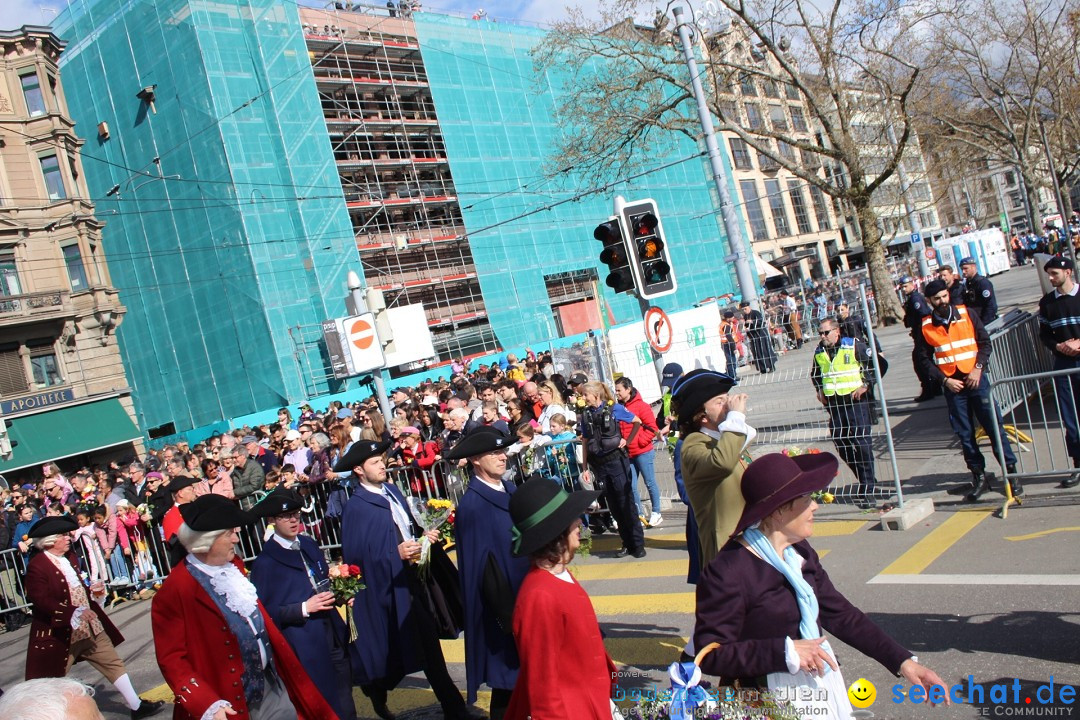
<box><xmin>921</xmin><ymin>305</ymin><xmax>978</xmax><ymax>376</ymax></box>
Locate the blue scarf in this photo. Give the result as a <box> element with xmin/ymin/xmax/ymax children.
<box><xmin>743</xmin><ymin>526</ymin><xmax>833</xmax><ymax>675</ymax></box>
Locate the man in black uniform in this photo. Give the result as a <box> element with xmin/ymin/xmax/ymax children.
<box><xmin>960</xmin><ymin>257</ymin><xmax>998</xmax><ymax>325</ymax></box>
<box><xmin>937</xmin><ymin>265</ymin><xmax>965</xmax><ymax>305</ymax></box>
<box><xmin>901</xmin><ymin>276</ymin><xmax>938</xmax><ymax>402</ymax></box>
<box><xmin>1038</xmin><ymin>255</ymin><xmax>1080</xmax><ymax>488</ymax></box>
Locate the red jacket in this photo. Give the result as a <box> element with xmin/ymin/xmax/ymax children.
<box><xmin>24</xmin><ymin>550</ymin><xmax>124</xmax><ymax>680</ymax></box>
<box><xmin>507</xmin><ymin>567</ymin><xmax>616</xmax><ymax>720</ymax></box>
<box><xmin>151</xmin><ymin>558</ymin><xmax>337</xmax><ymax>720</ymax></box>
<box><xmin>619</xmin><ymin>390</ymin><xmax>657</xmax><ymax>458</ymax></box>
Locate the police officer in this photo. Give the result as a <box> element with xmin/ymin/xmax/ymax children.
<box><xmin>811</xmin><ymin>316</ymin><xmax>879</xmax><ymax>509</ymax></box>
<box><xmin>918</xmin><ymin>279</ymin><xmax>1019</xmax><ymax>501</ymax></box>
<box><xmin>960</xmin><ymin>257</ymin><xmax>998</xmax><ymax>325</ymax></box>
<box><xmin>1037</xmin><ymin>255</ymin><xmax>1080</xmax><ymax>488</ymax></box>
<box><xmin>901</xmin><ymin>276</ymin><xmax>938</xmax><ymax>403</ymax></box>
<box><xmin>579</xmin><ymin>381</ymin><xmax>646</xmax><ymax>559</ymax></box>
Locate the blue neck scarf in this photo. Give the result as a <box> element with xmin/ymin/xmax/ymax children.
<box><xmin>744</xmin><ymin>526</ymin><xmax>832</xmax><ymax>673</ymax></box>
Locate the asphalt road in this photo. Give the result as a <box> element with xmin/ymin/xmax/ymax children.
<box><xmin>1</xmin><ymin>262</ymin><xmax>1077</xmax><ymax>720</ymax></box>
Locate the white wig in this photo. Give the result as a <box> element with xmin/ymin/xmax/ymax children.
<box><xmin>176</xmin><ymin>522</ymin><xmax>229</xmax><ymax>554</ymax></box>
<box><xmin>32</xmin><ymin>534</ymin><xmax>61</xmax><ymax>551</ymax></box>
<box><xmin>0</xmin><ymin>677</ymin><xmax>96</xmax><ymax>720</ymax></box>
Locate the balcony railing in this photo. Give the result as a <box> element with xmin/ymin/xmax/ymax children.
<box><xmin>0</xmin><ymin>290</ymin><xmax>72</xmax><ymax>320</ymax></box>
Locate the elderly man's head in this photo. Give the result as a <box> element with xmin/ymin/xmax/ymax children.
<box><xmin>0</xmin><ymin>678</ymin><xmax>103</xmax><ymax>720</ymax></box>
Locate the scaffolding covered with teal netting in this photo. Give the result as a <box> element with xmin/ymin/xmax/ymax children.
<box><xmin>54</xmin><ymin>0</ymin><xmax>360</xmax><ymax>435</ymax></box>
<box><xmin>412</xmin><ymin>12</ymin><xmax>748</xmax><ymax>349</ymax></box>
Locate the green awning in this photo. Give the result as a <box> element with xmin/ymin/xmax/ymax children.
<box><xmin>0</xmin><ymin>398</ymin><xmax>140</xmax><ymax>473</ymax></box>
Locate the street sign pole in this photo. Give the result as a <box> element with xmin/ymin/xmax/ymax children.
<box><xmin>347</xmin><ymin>270</ymin><xmax>392</xmax><ymax>422</ymax></box>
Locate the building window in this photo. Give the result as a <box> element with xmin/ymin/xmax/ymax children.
<box><xmin>28</xmin><ymin>339</ymin><xmax>62</xmax><ymax>389</ymax></box>
<box><xmin>1010</xmin><ymin>191</ymin><xmax>1024</xmax><ymax>209</ymax></box>
<box><xmin>763</xmin><ymin>80</ymin><xmax>781</xmax><ymax>99</ymax></box>
<box><xmin>789</xmin><ymin>181</ymin><xmax>815</xmax><ymax>234</ymax></box>
<box><xmin>911</xmin><ymin>182</ymin><xmax>932</xmax><ymax>202</ymax></box>
<box><xmin>785</xmin><ymin>82</ymin><xmax>801</xmax><ymax>100</ymax></box>
<box><xmin>20</xmin><ymin>71</ymin><xmax>46</xmax><ymax>117</ymax></box>
<box><xmin>740</xmin><ymin>180</ymin><xmax>770</xmax><ymax>241</ymax></box>
<box><xmin>768</xmin><ymin>105</ymin><xmax>788</xmax><ymax>131</ymax></box>
<box><xmin>765</xmin><ymin>179</ymin><xmax>791</xmax><ymax>237</ymax></box>
<box><xmin>729</xmin><ymin>138</ymin><xmax>753</xmax><ymax>170</ymax></box>
<box><xmin>40</xmin><ymin>155</ymin><xmax>67</xmax><ymax>201</ymax></box>
<box><xmin>790</xmin><ymin>106</ymin><xmax>808</xmax><ymax>132</ymax></box>
<box><xmin>0</xmin><ymin>343</ymin><xmax>27</xmax><ymax>396</ymax></box>
<box><xmin>1004</xmin><ymin>170</ymin><xmax>1016</xmax><ymax>187</ymax></box>
<box><xmin>919</xmin><ymin>210</ymin><xmax>937</xmax><ymax>228</ymax></box>
<box><xmin>745</xmin><ymin>104</ymin><xmax>764</xmax><ymax>129</ymax></box>
<box><xmin>0</xmin><ymin>250</ymin><xmax>21</xmax><ymax>297</ymax></box>
<box><xmin>777</xmin><ymin>140</ymin><xmax>797</xmax><ymax>163</ymax></box>
<box><xmin>809</xmin><ymin>185</ymin><xmax>832</xmax><ymax>230</ymax></box>
<box><xmin>63</xmin><ymin>245</ymin><xmax>88</xmax><ymax>292</ymax></box>
<box><xmin>739</xmin><ymin>73</ymin><xmax>757</xmax><ymax>96</ymax></box>
<box><xmin>718</xmin><ymin>100</ymin><xmax>740</xmax><ymax>124</ymax></box>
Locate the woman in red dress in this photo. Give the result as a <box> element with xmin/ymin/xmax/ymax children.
<box><xmin>506</xmin><ymin>479</ymin><xmax>615</xmax><ymax>720</ymax></box>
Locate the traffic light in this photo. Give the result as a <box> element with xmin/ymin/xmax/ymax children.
<box><xmin>0</xmin><ymin>416</ymin><xmax>12</xmax><ymax>460</ymax></box>
<box><xmin>621</xmin><ymin>198</ymin><xmax>677</xmax><ymax>299</ymax></box>
<box><xmin>594</xmin><ymin>216</ymin><xmax>634</xmax><ymax>293</ymax></box>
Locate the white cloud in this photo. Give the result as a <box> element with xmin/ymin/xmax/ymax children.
<box><xmin>0</xmin><ymin>0</ymin><xmax>65</xmax><ymax>30</ymax></box>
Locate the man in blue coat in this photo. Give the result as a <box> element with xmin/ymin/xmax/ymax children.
<box><xmin>336</xmin><ymin>440</ymin><xmax>476</xmax><ymax>720</ymax></box>
<box><xmin>446</xmin><ymin>427</ymin><xmax>530</xmax><ymax>720</ymax></box>
<box><xmin>250</xmin><ymin>488</ymin><xmax>356</xmax><ymax>719</ymax></box>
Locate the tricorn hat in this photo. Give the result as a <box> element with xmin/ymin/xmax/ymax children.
<box><xmin>445</xmin><ymin>425</ymin><xmax>512</xmax><ymax>461</ymax></box>
<box><xmin>27</xmin><ymin>515</ymin><xmax>78</xmax><ymax>538</ymax></box>
<box><xmin>179</xmin><ymin>494</ymin><xmax>254</xmax><ymax>531</ymax></box>
<box><xmin>671</xmin><ymin>369</ymin><xmax>737</xmax><ymax>427</ymax></box>
<box><xmin>332</xmin><ymin>439</ymin><xmax>391</xmax><ymax>473</ymax></box>
<box><xmin>250</xmin><ymin>488</ymin><xmax>304</xmax><ymax>518</ymax></box>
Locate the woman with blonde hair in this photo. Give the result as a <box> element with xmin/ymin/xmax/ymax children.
<box><xmin>536</xmin><ymin>381</ymin><xmax>575</xmax><ymax>434</ymax></box>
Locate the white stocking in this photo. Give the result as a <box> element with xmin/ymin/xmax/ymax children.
<box><xmin>113</xmin><ymin>672</ymin><xmax>142</xmax><ymax>711</ymax></box>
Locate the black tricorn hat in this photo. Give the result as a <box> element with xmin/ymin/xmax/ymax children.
<box><xmin>168</xmin><ymin>474</ymin><xmax>200</xmax><ymax>494</ymax></box>
<box><xmin>179</xmin><ymin>494</ymin><xmax>254</xmax><ymax>531</ymax></box>
<box><xmin>250</xmin><ymin>488</ymin><xmax>304</xmax><ymax>518</ymax></box>
<box><xmin>332</xmin><ymin>439</ymin><xmax>391</xmax><ymax>473</ymax></box>
<box><xmin>27</xmin><ymin>515</ymin><xmax>78</xmax><ymax>538</ymax></box>
<box><xmin>509</xmin><ymin>478</ymin><xmax>598</xmax><ymax>557</ymax></box>
<box><xmin>671</xmin><ymin>368</ymin><xmax>737</xmax><ymax>427</ymax></box>
<box><xmin>445</xmin><ymin>425</ymin><xmax>512</xmax><ymax>461</ymax></box>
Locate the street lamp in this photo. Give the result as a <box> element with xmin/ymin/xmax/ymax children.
<box><xmin>1037</xmin><ymin>110</ymin><xmax>1076</xmax><ymax>266</ymax></box>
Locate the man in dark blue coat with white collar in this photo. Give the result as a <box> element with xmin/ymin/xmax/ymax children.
<box><xmin>446</xmin><ymin>427</ymin><xmax>530</xmax><ymax>720</ymax></box>
<box><xmin>337</xmin><ymin>440</ymin><xmax>477</xmax><ymax>720</ymax></box>
<box><xmin>250</xmin><ymin>488</ymin><xmax>356</xmax><ymax>719</ymax></box>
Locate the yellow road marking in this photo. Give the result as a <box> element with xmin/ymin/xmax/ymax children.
<box><xmin>571</xmin><ymin>558</ymin><xmax>686</xmax><ymax>580</ymax></box>
<box><xmin>438</xmin><ymin>633</ymin><xmax>690</xmax><ymax>665</ymax></box>
<box><xmin>812</xmin><ymin>520</ymin><xmax>867</xmax><ymax>537</ymax></box>
<box><xmin>1005</xmin><ymin>526</ymin><xmax>1080</xmax><ymax>542</ymax></box>
<box><xmin>879</xmin><ymin>510</ymin><xmax>991</xmax><ymax>575</ymax></box>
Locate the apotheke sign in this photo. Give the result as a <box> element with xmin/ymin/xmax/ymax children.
<box><xmin>2</xmin><ymin>388</ymin><xmax>76</xmax><ymax>415</ymax></box>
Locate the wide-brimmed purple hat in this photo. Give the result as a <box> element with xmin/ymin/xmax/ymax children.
<box><xmin>731</xmin><ymin>452</ymin><xmax>839</xmax><ymax>536</ymax></box>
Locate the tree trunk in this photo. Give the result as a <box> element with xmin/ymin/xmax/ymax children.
<box><xmin>853</xmin><ymin>196</ymin><xmax>904</xmax><ymax>325</ymax></box>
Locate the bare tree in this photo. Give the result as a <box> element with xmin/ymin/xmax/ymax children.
<box><xmin>533</xmin><ymin>0</ymin><xmax>947</xmax><ymax>323</ymax></box>
<box><xmin>920</xmin><ymin>0</ymin><xmax>1079</xmax><ymax>228</ymax></box>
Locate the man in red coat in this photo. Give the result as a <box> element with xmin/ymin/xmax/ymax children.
<box><xmin>23</xmin><ymin>515</ymin><xmax>165</xmax><ymax>719</ymax></box>
<box><xmin>151</xmin><ymin>494</ymin><xmax>337</xmax><ymax>720</ymax></box>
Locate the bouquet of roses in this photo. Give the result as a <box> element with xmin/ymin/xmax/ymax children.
<box><xmin>781</xmin><ymin>447</ymin><xmax>834</xmax><ymax>503</ymax></box>
<box><xmin>328</xmin><ymin>562</ymin><xmax>365</xmax><ymax>642</ymax></box>
<box><xmin>409</xmin><ymin>498</ymin><xmax>453</xmax><ymax>581</ymax></box>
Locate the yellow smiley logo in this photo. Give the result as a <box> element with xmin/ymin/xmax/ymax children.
<box><xmin>848</xmin><ymin>678</ymin><xmax>877</xmax><ymax>708</ymax></box>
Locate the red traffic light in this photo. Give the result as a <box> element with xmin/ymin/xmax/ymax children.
<box><xmin>632</xmin><ymin>212</ymin><xmax>658</xmax><ymax>237</ymax></box>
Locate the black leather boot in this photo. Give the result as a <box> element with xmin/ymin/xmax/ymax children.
<box><xmin>965</xmin><ymin>471</ymin><xmax>991</xmax><ymax>502</ymax></box>
<box><xmin>1008</xmin><ymin>476</ymin><xmax>1024</xmax><ymax>497</ymax></box>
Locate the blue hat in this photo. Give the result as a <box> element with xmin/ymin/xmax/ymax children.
<box><xmin>959</xmin><ymin>256</ymin><xmax>977</xmax><ymax>266</ymax></box>
<box><xmin>899</xmin><ymin>276</ymin><xmax>914</xmax><ymax>284</ymax></box>
<box><xmin>660</xmin><ymin>363</ymin><xmax>684</xmax><ymax>385</ymax></box>
<box><xmin>336</xmin><ymin>408</ymin><xmax>354</xmax><ymax>419</ymax></box>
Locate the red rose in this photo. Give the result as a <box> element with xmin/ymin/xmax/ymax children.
<box><xmin>349</xmin><ymin>564</ymin><xmax>361</xmax><ymax>576</ymax></box>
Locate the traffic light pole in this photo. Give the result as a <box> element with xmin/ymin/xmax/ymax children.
<box><xmin>672</xmin><ymin>6</ymin><xmax>760</xmax><ymax>309</ymax></box>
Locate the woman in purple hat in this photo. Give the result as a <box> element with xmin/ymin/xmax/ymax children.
<box><xmin>693</xmin><ymin>452</ymin><xmax>947</xmax><ymax>719</ymax></box>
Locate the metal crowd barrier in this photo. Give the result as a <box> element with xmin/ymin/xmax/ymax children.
<box><xmin>989</xmin><ymin>366</ymin><xmax>1080</xmax><ymax>482</ymax></box>
<box><xmin>987</xmin><ymin>311</ymin><xmax>1055</xmax><ymax>415</ymax></box>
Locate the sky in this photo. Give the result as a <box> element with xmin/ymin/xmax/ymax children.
<box><xmin>0</xmin><ymin>0</ymin><xmax>602</xmax><ymax>31</ymax></box>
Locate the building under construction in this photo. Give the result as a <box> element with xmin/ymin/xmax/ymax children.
<box><xmin>302</xmin><ymin>10</ymin><xmax>496</xmax><ymax>358</ymax></box>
